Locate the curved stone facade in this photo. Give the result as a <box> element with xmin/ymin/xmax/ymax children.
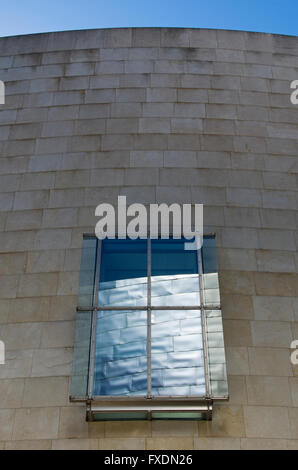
<box><xmin>0</xmin><ymin>28</ymin><xmax>297</xmax><ymax>450</ymax></box>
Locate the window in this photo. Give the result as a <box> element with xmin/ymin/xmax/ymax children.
<box><xmin>70</xmin><ymin>236</ymin><xmax>228</xmax><ymax>421</ymax></box>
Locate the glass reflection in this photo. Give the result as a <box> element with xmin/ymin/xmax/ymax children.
<box><xmin>93</xmin><ymin>310</ymin><xmax>147</xmax><ymax>396</ymax></box>
<box><xmin>98</xmin><ymin>239</ymin><xmax>147</xmax><ymax>306</ymax></box>
<box><xmin>151</xmin><ymin>310</ymin><xmax>206</xmax><ymax>396</ymax></box>
<box><xmin>151</xmin><ymin>238</ymin><xmax>200</xmax><ymax>306</ymax></box>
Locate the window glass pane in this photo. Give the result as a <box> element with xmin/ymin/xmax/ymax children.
<box><xmin>98</xmin><ymin>239</ymin><xmax>147</xmax><ymax>306</ymax></box>
<box><xmin>93</xmin><ymin>412</ymin><xmax>147</xmax><ymax>421</ymax></box>
<box><xmin>70</xmin><ymin>311</ymin><xmax>93</xmax><ymax>398</ymax></box>
<box><xmin>202</xmin><ymin>236</ymin><xmax>218</xmax><ymax>273</ymax></box>
<box><xmin>93</xmin><ymin>310</ymin><xmax>147</xmax><ymax>396</ymax></box>
<box><xmin>202</xmin><ymin>236</ymin><xmax>220</xmax><ymax>307</ymax></box>
<box><xmin>78</xmin><ymin>238</ymin><xmax>97</xmax><ymax>307</ymax></box>
<box><xmin>151</xmin><ymin>412</ymin><xmax>204</xmax><ymax>420</ymax></box>
<box><xmin>151</xmin><ymin>309</ymin><xmax>206</xmax><ymax>397</ymax></box>
<box><xmin>205</xmin><ymin>310</ymin><xmax>228</xmax><ymax>397</ymax></box>
<box><xmin>151</xmin><ymin>238</ymin><xmax>200</xmax><ymax>306</ymax></box>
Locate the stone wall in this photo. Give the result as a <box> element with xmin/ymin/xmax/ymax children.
<box><xmin>0</xmin><ymin>27</ymin><xmax>297</xmax><ymax>450</ymax></box>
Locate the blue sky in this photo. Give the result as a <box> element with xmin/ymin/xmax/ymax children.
<box><xmin>1</xmin><ymin>0</ymin><xmax>297</xmax><ymax>37</ymax></box>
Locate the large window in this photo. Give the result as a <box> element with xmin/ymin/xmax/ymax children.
<box><xmin>70</xmin><ymin>236</ymin><xmax>228</xmax><ymax>421</ymax></box>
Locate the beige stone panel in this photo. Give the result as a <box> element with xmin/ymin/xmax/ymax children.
<box><xmin>244</xmin><ymin>406</ymin><xmax>290</xmax><ymax>438</ymax></box>
<box><xmin>5</xmin><ymin>440</ymin><xmax>52</xmax><ymax>450</ymax></box>
<box><xmin>223</xmin><ymin>320</ymin><xmax>252</xmax><ymax>347</ymax></box>
<box><xmin>226</xmin><ymin>188</ymin><xmax>262</xmax><ymax>207</ymax></box>
<box><xmin>55</xmin><ymin>169</ymin><xmax>90</xmax><ymax>188</ymax></box>
<box><xmin>52</xmin><ymin>439</ymin><xmax>99</xmax><ymax>450</ymax></box>
<box><xmin>40</xmin><ymin>318</ymin><xmax>74</xmax><ymax>347</ymax></box>
<box><xmin>0</xmin><ymin>213</ymin><xmax>7</xmax><ymax>232</ymax></box>
<box><xmin>33</xmin><ymin>230</ymin><xmax>72</xmax><ymax>252</ymax></box>
<box><xmin>287</xmin><ymin>440</ymin><xmax>298</xmax><ymax>450</ymax></box>
<box><xmin>146</xmin><ymin>437</ymin><xmax>193</xmax><ymax>450</ymax></box>
<box><xmin>20</xmin><ymin>172</ymin><xmax>55</xmax><ymax>191</ymax></box>
<box><xmin>151</xmin><ymin>420</ymin><xmax>197</xmax><ymax>437</ymax></box>
<box><xmin>84</xmin><ymin>187</ymin><xmax>120</xmax><ymax>207</ymax></box>
<box><xmin>0</xmin><ymin>300</ymin><xmax>10</xmax><ymax>324</ymax></box>
<box><xmin>99</xmin><ymin>438</ymin><xmax>146</xmax><ymax>450</ymax></box>
<box><xmin>0</xmin><ymin>253</ymin><xmax>26</xmax><ymax>275</ymax></box>
<box><xmin>0</xmin><ymin>174</ymin><xmax>21</xmax><ymax>193</ymax></box>
<box><xmin>219</xmin><ymin>271</ymin><xmax>255</xmax><ymax>295</ymax></box>
<box><xmin>88</xmin><ymin>422</ymin><xmax>105</xmax><ymax>438</ymax></box>
<box><xmin>248</xmin><ymin>348</ymin><xmax>292</xmax><ymax>376</ymax></box>
<box><xmin>58</xmin><ymin>406</ymin><xmax>88</xmax><ymax>439</ymax></box>
<box><xmin>227</xmin><ymin>376</ymin><xmax>247</xmax><ymax>405</ymax></box>
<box><xmin>26</xmin><ymin>250</ymin><xmax>65</xmax><ymax>273</ymax></box>
<box><xmin>0</xmin><ymin>410</ymin><xmax>15</xmax><ymax>440</ymax></box>
<box><xmin>48</xmin><ymin>295</ymin><xmax>76</xmax><ymax>322</ymax></box>
<box><xmin>120</xmin><ymin>186</ymin><xmax>155</xmax><ymax>205</ymax></box>
<box><xmin>18</xmin><ymin>272</ymin><xmax>58</xmax><ymax>297</ymax></box>
<box><xmin>0</xmin><ymin>350</ymin><xmax>33</xmax><ymax>379</ymax></box>
<box><xmin>218</xmin><ymin>248</ymin><xmax>256</xmax><ymax>271</ymax></box>
<box><xmin>164</xmin><ymin>150</ymin><xmax>197</xmax><ymax>168</ymax></box>
<box><xmin>42</xmin><ymin>208</ymin><xmax>78</xmax><ymax>228</ymax></box>
<box><xmin>290</xmin><ymin>378</ymin><xmax>298</xmax><ymax>407</ymax></box>
<box><xmin>203</xmin><ymin>206</ymin><xmax>225</xmax><ymax>226</ymax></box>
<box><xmin>6</xmin><ymin>210</ymin><xmax>43</xmax><ymax>231</ymax></box>
<box><xmin>31</xmin><ymin>348</ymin><xmax>72</xmax><ymax>377</ymax></box>
<box><xmin>156</xmin><ymin>186</ymin><xmax>191</xmax><ymax>205</ymax></box>
<box><xmin>292</xmin><ymin>299</ymin><xmax>298</xmax><ymax>322</ymax></box>
<box><xmin>253</xmin><ymin>296</ymin><xmax>294</xmax><ymax>322</ymax></box>
<box><xmin>13</xmin><ymin>408</ymin><xmax>60</xmax><ymax>440</ymax></box>
<box><xmin>251</xmin><ymin>320</ymin><xmax>292</xmax><ymax>348</ymax></box>
<box><xmin>124</xmin><ymin>168</ymin><xmax>159</xmax><ymax>186</ymax></box>
<box><xmin>0</xmin><ymin>275</ymin><xmax>19</xmax><ymax>299</ymax></box>
<box><xmin>1</xmin><ymin>193</ymin><xmax>15</xmax><ymax>212</ymax></box>
<box><xmin>63</xmin><ymin>249</ymin><xmax>81</xmax><ymax>272</ymax></box>
<box><xmin>246</xmin><ymin>376</ymin><xmax>291</xmax><ymax>406</ymax></box>
<box><xmin>254</xmin><ymin>272</ymin><xmax>298</xmax><ymax>297</ymax></box>
<box><xmin>0</xmin><ymin>379</ymin><xmax>24</xmax><ymax>408</ymax></box>
<box><xmin>226</xmin><ymin>347</ymin><xmax>250</xmax><ymax>376</ymax></box>
<box><xmin>105</xmin><ymin>421</ymin><xmax>151</xmax><ymax>438</ymax></box>
<box><xmin>256</xmin><ymin>250</ymin><xmax>296</xmax><ymax>273</ymax></box>
<box><xmin>1</xmin><ymin>323</ymin><xmax>42</xmax><ymax>350</ymax></box>
<box><xmin>198</xmin><ymin>405</ymin><xmax>245</xmax><ymax>438</ymax></box>
<box><xmin>221</xmin><ymin>294</ymin><xmax>254</xmax><ymax>320</ymax></box>
<box><xmin>191</xmin><ymin>185</ymin><xmax>226</xmax><ymax>206</ymax></box>
<box><xmin>224</xmin><ymin>207</ymin><xmax>261</xmax><ymax>228</ymax></box>
<box><xmin>8</xmin><ymin>297</ymin><xmax>50</xmax><ymax>323</ymax></box>
<box><xmin>78</xmin><ymin>206</ymin><xmax>99</xmax><ymax>227</ymax></box>
<box><xmin>258</xmin><ymin>229</ymin><xmax>296</xmax><ymax>251</ymax></box>
<box><xmin>57</xmin><ymin>271</ymin><xmax>80</xmax><ymax>296</ymax></box>
<box><xmin>194</xmin><ymin>437</ymin><xmax>240</xmax><ymax>450</ymax></box>
<box><xmin>22</xmin><ymin>377</ymin><xmax>69</xmax><ymax>407</ymax></box>
<box><xmin>240</xmin><ymin>438</ymin><xmax>287</xmax><ymax>450</ymax></box>
<box><xmin>289</xmin><ymin>408</ymin><xmax>298</xmax><ymax>439</ymax></box>
<box><xmin>49</xmin><ymin>189</ymin><xmax>85</xmax><ymax>209</ymax></box>
<box><xmin>13</xmin><ymin>191</ymin><xmax>49</xmax><ymax>211</ymax></box>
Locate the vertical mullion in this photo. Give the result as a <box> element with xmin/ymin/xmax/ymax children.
<box><xmin>197</xmin><ymin>243</ymin><xmax>211</xmax><ymax>398</ymax></box>
<box><xmin>87</xmin><ymin>239</ymin><xmax>102</xmax><ymax>400</ymax></box>
<box><xmin>147</xmin><ymin>237</ymin><xmax>152</xmax><ymax>398</ymax></box>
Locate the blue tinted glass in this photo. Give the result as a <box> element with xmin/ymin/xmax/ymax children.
<box><xmin>151</xmin><ymin>238</ymin><xmax>200</xmax><ymax>306</ymax></box>
<box><xmin>78</xmin><ymin>238</ymin><xmax>97</xmax><ymax>306</ymax></box>
<box><xmin>93</xmin><ymin>310</ymin><xmax>147</xmax><ymax>396</ymax></box>
<box><xmin>70</xmin><ymin>311</ymin><xmax>93</xmax><ymax>398</ymax></box>
<box><xmin>98</xmin><ymin>239</ymin><xmax>147</xmax><ymax>306</ymax></box>
<box><xmin>151</xmin><ymin>309</ymin><xmax>206</xmax><ymax>397</ymax></box>
<box><xmin>202</xmin><ymin>236</ymin><xmax>217</xmax><ymax>273</ymax></box>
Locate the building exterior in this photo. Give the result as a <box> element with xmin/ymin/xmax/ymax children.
<box><xmin>0</xmin><ymin>27</ymin><xmax>297</xmax><ymax>450</ymax></box>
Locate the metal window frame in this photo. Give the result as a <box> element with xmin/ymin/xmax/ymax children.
<box><xmin>71</xmin><ymin>234</ymin><xmax>228</xmax><ymax>419</ymax></box>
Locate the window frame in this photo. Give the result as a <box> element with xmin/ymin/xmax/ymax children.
<box><xmin>71</xmin><ymin>234</ymin><xmax>228</xmax><ymax>420</ymax></box>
